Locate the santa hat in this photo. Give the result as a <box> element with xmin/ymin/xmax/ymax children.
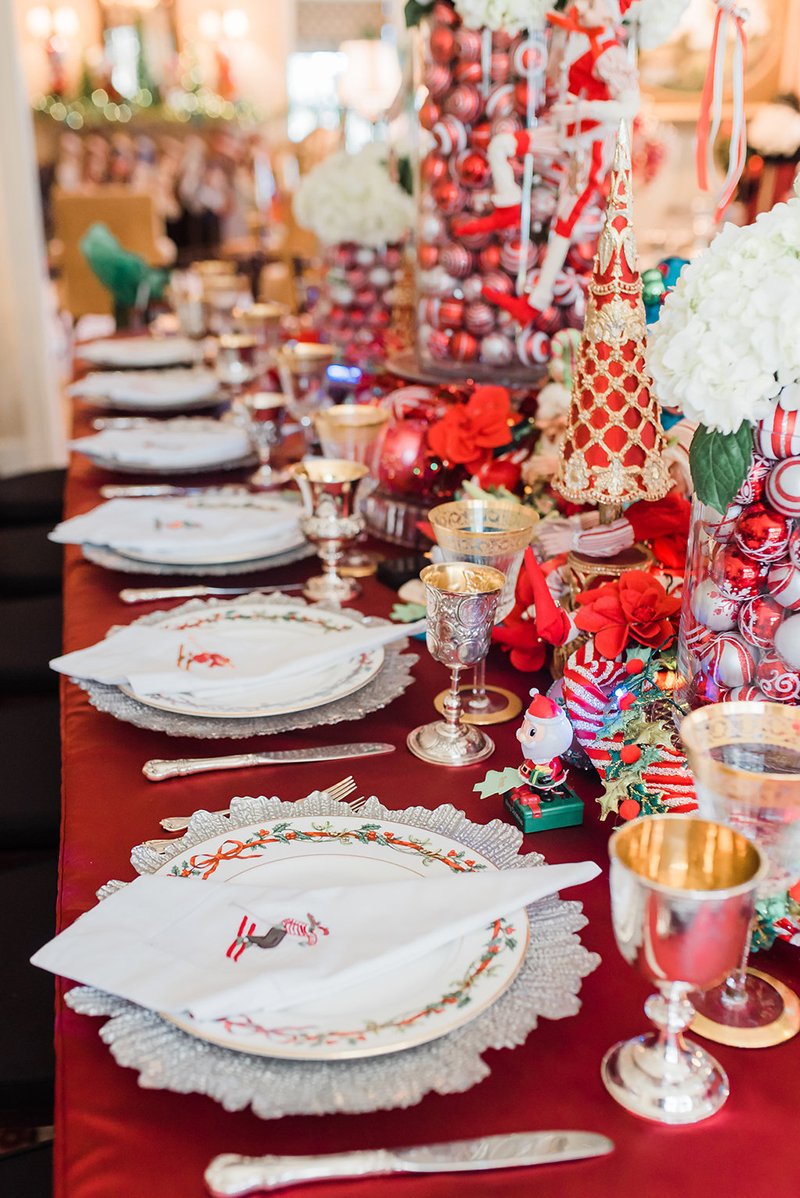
<box><xmin>523</xmin><ymin>689</ymin><xmax>560</xmax><ymax>722</ymax></box>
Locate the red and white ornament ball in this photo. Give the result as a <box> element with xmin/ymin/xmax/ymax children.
<box><xmin>712</xmin><ymin>545</ymin><xmax>768</xmax><ymax>600</ymax></box>
<box><xmin>690</xmin><ymin>578</ymin><xmax>739</xmax><ymax>632</ymax></box>
<box><xmin>701</xmin><ymin>632</ymin><xmax>758</xmax><ymax>689</ymax></box>
<box><xmin>773</xmin><ymin>613</ymin><xmax>800</xmax><ymax>670</ymax></box>
<box><xmin>765</xmin><ymin>456</ymin><xmax>800</xmax><ymax>517</ymax></box>
<box><xmin>757</xmin><ymin>653</ymin><xmax>800</xmax><ymax>701</ymax></box>
<box><xmin>768</xmin><ymin>561</ymin><xmax>800</xmax><ymax>610</ymax></box>
<box><xmin>737</xmin><ymin>594</ymin><xmax>783</xmax><ymax>649</ymax></box>
<box><xmin>733</xmin><ymin>503</ymin><xmax>790</xmax><ymax>562</ymax></box>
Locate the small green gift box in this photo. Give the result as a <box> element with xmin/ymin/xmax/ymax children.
<box><xmin>504</xmin><ymin>788</ymin><xmax>584</xmax><ymax>834</ymax></box>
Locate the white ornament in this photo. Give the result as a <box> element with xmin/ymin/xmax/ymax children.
<box><xmin>689</xmin><ymin>578</ymin><xmax>739</xmax><ymax>632</ymax></box>
<box><xmin>765</xmin><ymin>457</ymin><xmax>800</xmax><ymax>517</ymax></box>
<box><xmin>774</xmin><ymin>614</ymin><xmax>800</xmax><ymax>671</ymax></box>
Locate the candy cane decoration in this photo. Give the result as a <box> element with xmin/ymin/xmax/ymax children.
<box><xmin>280</xmin><ymin>915</ymin><xmax>329</xmax><ymax>946</ymax></box>
<box><xmin>696</xmin><ymin>1</ymin><xmax>748</xmax><ymax>222</ymax></box>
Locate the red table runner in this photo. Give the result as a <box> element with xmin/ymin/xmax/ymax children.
<box><xmin>54</xmin><ymin>401</ymin><xmax>800</xmax><ymax>1197</ymax></box>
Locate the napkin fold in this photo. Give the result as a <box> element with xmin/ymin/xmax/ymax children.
<box><xmin>49</xmin><ymin>498</ymin><xmax>299</xmax><ymax>555</ymax></box>
<box><xmin>50</xmin><ymin>616</ymin><xmax>424</xmax><ymax>697</ymax></box>
<box><xmin>68</xmin><ymin>368</ymin><xmax>217</xmax><ymax>405</ymax></box>
<box><xmin>70</xmin><ymin>423</ymin><xmax>250</xmax><ymax>469</ymax></box>
<box><xmin>31</xmin><ymin>863</ymin><xmax>600</xmax><ymax>1021</ymax></box>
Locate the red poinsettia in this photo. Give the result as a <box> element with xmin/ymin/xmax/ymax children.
<box><xmin>427</xmin><ymin>385</ymin><xmax>513</xmax><ymax>472</ymax></box>
<box><xmin>492</xmin><ymin>560</ymin><xmax>546</xmax><ymax>672</ymax></box>
<box><xmin>573</xmin><ymin>570</ymin><xmax>681</xmax><ymax>660</ymax></box>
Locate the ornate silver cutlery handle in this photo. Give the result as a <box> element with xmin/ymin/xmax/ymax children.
<box><xmin>143</xmin><ymin>742</ymin><xmax>394</xmax><ymax>781</ymax></box>
<box><xmin>119</xmin><ymin>583</ymin><xmax>303</xmax><ymax>604</ymax></box>
<box><xmin>205</xmin><ymin>1150</ymin><xmax>394</xmax><ymax>1196</ymax></box>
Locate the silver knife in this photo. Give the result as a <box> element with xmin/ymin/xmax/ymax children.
<box><xmin>204</xmin><ymin>1132</ymin><xmax>614</xmax><ymax>1195</ymax></box>
<box><xmin>101</xmin><ymin>484</ymin><xmax>250</xmax><ymax>499</ymax></box>
<box><xmin>120</xmin><ymin>583</ymin><xmax>304</xmax><ymax>604</ymax></box>
<box><xmin>143</xmin><ymin>741</ymin><xmax>395</xmax><ymax>782</ymax></box>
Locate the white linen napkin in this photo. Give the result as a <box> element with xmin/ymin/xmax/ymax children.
<box><xmin>49</xmin><ymin>617</ymin><xmax>425</xmax><ymax>697</ymax></box>
<box><xmin>77</xmin><ymin>337</ymin><xmax>202</xmax><ymax>368</ymax></box>
<box><xmin>68</xmin><ymin>368</ymin><xmax>217</xmax><ymax>405</ymax></box>
<box><xmin>49</xmin><ymin>498</ymin><xmax>300</xmax><ymax>555</ymax></box>
<box><xmin>31</xmin><ymin>863</ymin><xmax>600</xmax><ymax>1021</ymax></box>
<box><xmin>69</xmin><ymin>423</ymin><xmax>250</xmax><ymax>469</ymax></box>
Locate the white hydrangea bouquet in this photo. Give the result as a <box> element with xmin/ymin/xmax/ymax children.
<box><xmin>293</xmin><ymin>146</ymin><xmax>414</xmax><ymax>249</ymax></box>
<box><xmin>648</xmin><ymin>188</ymin><xmax>800</xmax><ymax>511</ymax></box>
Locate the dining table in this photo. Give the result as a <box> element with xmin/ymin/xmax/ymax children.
<box><xmin>52</xmin><ymin>383</ymin><xmax>800</xmax><ymax>1198</ymax></box>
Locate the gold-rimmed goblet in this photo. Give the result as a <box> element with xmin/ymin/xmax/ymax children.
<box><xmin>277</xmin><ymin>343</ymin><xmax>335</xmax><ymax>446</ymax></box>
<box><xmin>427</xmin><ymin>500</ymin><xmax>539</xmax><ymax>724</ymax></box>
<box><xmin>290</xmin><ymin>459</ymin><xmax>368</xmax><ymax>604</ymax></box>
<box><xmin>602</xmin><ymin>815</ymin><xmax>764</xmax><ymax>1124</ymax></box>
<box><xmin>408</xmin><ymin>563</ymin><xmax>506</xmax><ymax>767</ymax></box>
<box><xmin>233</xmin><ymin>302</ymin><xmax>288</xmax><ymax>377</ymax></box>
<box><xmin>240</xmin><ymin>392</ymin><xmax>290</xmax><ymax>489</ymax></box>
<box><xmin>313</xmin><ymin>405</ymin><xmax>391</xmax><ymax>578</ymax></box>
<box><xmin>202</xmin><ymin>273</ymin><xmax>249</xmax><ymax>335</ymax></box>
<box><xmin>681</xmin><ymin>701</ymin><xmax>800</xmax><ymax>1048</ymax></box>
<box><xmin>216</xmin><ymin>333</ymin><xmax>258</xmax><ymax>395</ymax></box>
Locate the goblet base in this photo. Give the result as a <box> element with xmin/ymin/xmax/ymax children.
<box><xmin>434</xmin><ymin>684</ymin><xmax>522</xmax><ymax>726</ymax></box>
<box><xmin>601</xmin><ymin>1031</ymin><xmax>729</xmax><ymax>1124</ymax></box>
<box><xmin>690</xmin><ymin>967</ymin><xmax>800</xmax><ymax>1048</ymax></box>
<box><xmin>339</xmin><ymin>550</ymin><xmax>379</xmax><ymax>579</ymax></box>
<box><xmin>249</xmin><ymin>464</ymin><xmax>292</xmax><ymax>490</ymax></box>
<box><xmin>302</xmin><ymin>573</ymin><xmax>360</xmax><ymax>605</ymax></box>
<box><xmin>407</xmin><ymin>719</ymin><xmax>495</xmax><ymax>767</ymax></box>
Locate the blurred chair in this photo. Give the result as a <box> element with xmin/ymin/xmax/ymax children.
<box><xmin>51</xmin><ymin>188</ymin><xmax>176</xmax><ymax>318</ymax></box>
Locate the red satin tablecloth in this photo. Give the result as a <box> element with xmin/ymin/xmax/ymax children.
<box><xmin>54</xmin><ymin>401</ymin><xmax>800</xmax><ymax>1198</ymax></box>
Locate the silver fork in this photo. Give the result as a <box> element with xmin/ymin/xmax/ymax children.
<box><xmin>152</xmin><ymin>777</ymin><xmax>357</xmax><ymax>841</ymax></box>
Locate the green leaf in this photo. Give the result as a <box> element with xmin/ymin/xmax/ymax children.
<box><xmin>689</xmin><ymin>424</ymin><xmax>752</xmax><ymax>513</ymax></box>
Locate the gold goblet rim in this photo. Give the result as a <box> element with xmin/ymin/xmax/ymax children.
<box><xmin>218</xmin><ymin>333</ymin><xmax>258</xmax><ymax>350</ymax></box>
<box><xmin>279</xmin><ymin>343</ymin><xmax>336</xmax><ymax>370</ymax></box>
<box><xmin>243</xmin><ymin>391</ymin><xmax>289</xmax><ymax>412</ymax></box>
<box><xmin>233</xmin><ymin>302</ymin><xmax>288</xmax><ymax>323</ymax></box>
<box><xmin>290</xmin><ymin>458</ymin><xmax>369</xmax><ymax>485</ymax></box>
<box><xmin>420</xmin><ymin>561</ymin><xmax>506</xmax><ymax>597</ymax></box>
<box><xmin>314</xmin><ymin>405</ymin><xmax>390</xmax><ymax>429</ymax></box>
<box><xmin>681</xmin><ymin>700</ymin><xmax>800</xmax><ymax>810</ymax></box>
<box><xmin>609</xmin><ymin>814</ymin><xmax>764</xmax><ymax>900</ymax></box>
<box><xmin>428</xmin><ymin>499</ymin><xmax>539</xmax><ymax>544</ymax></box>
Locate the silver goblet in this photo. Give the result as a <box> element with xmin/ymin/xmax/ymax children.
<box><xmin>290</xmin><ymin>459</ymin><xmax>368</xmax><ymax>605</ymax></box>
<box><xmin>216</xmin><ymin>334</ymin><xmax>258</xmax><ymax>394</ymax></box>
<box><xmin>407</xmin><ymin>563</ymin><xmax>506</xmax><ymax>768</ymax></box>
<box><xmin>240</xmin><ymin>392</ymin><xmax>290</xmax><ymax>489</ymax></box>
<box><xmin>602</xmin><ymin>814</ymin><xmax>764</xmax><ymax>1125</ymax></box>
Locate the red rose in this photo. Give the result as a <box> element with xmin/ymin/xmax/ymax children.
<box><xmin>574</xmin><ymin>570</ymin><xmax>681</xmax><ymax>660</ymax></box>
<box><xmin>427</xmin><ymin>385</ymin><xmax>513</xmax><ymax>472</ymax></box>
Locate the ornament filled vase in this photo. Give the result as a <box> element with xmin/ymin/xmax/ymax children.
<box><xmin>319</xmin><ymin>242</ymin><xmax>406</xmax><ymax>364</ymax></box>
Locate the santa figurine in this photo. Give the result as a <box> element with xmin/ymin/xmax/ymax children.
<box><xmin>474</xmin><ymin>687</ymin><xmax>583</xmax><ymax>832</ymax></box>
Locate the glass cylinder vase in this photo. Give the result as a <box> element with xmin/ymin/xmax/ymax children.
<box><xmin>413</xmin><ymin>2</ymin><xmax>594</xmax><ymax>381</ymax></box>
<box><xmin>676</xmin><ymin>434</ymin><xmax>800</xmax><ymax>709</ymax></box>
<box><xmin>318</xmin><ymin>241</ymin><xmax>405</xmax><ymax>365</ymax></box>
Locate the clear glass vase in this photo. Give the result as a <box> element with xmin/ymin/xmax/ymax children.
<box><xmin>318</xmin><ymin>241</ymin><xmax>405</xmax><ymax>365</ymax></box>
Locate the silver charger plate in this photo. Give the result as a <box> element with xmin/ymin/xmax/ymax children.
<box><xmin>66</xmin><ymin>791</ymin><xmax>601</xmax><ymax>1119</ymax></box>
<box><xmin>72</xmin><ymin>592</ymin><xmax>418</xmax><ymax>738</ymax></box>
<box><xmin>82</xmin><ymin>540</ymin><xmax>315</xmax><ymax>577</ymax></box>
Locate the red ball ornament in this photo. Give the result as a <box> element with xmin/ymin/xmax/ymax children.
<box><xmin>737</xmin><ymin>594</ymin><xmax>783</xmax><ymax>648</ymax></box>
<box><xmin>433</xmin><ymin>116</ymin><xmax>468</xmax><ymax>155</ymax></box>
<box><xmin>728</xmin><ymin>684</ymin><xmax>766</xmax><ymax>701</ymax></box>
<box><xmin>469</xmin><ymin>121</ymin><xmax>491</xmax><ymax>152</ymax></box>
<box><xmin>516</xmin><ymin>325</ymin><xmax>551</xmax><ymax>366</ymax></box>
<box><xmin>486</xmin><ymin>83</ymin><xmax>515</xmax><ymax>119</ymax></box>
<box><xmin>774</xmin><ymin>613</ymin><xmax>800</xmax><ymax>670</ymax></box>
<box><xmin>482</xmin><ymin>269</ymin><xmax>513</xmax><ymax>296</ymax></box>
<box><xmin>437</xmin><ymin>298</ymin><xmax>465</xmax><ymax>329</ymax></box>
<box><xmin>625</xmin><ymin>658</ymin><xmax>645</xmax><ymax>675</ymax></box>
<box><xmin>757</xmin><ymin>652</ymin><xmax>800</xmax><ymax>702</ymax></box>
<box><xmin>765</xmin><ymin>456</ymin><xmax>800</xmax><ymax>517</ymax></box>
<box><xmin>439</xmin><ymin>242</ymin><xmax>473</xmax><ymax>278</ymax></box>
<box><xmin>755</xmin><ymin>405</ymin><xmax>800</xmax><ymax>460</ymax></box>
<box><xmin>450</xmin><ymin>330</ymin><xmax>479</xmax><ymax>362</ymax></box>
<box><xmin>467</xmin><ymin>188</ymin><xmax>494</xmax><ymax>215</ymax></box>
<box><xmin>480</xmin><ymin>332</ymin><xmax>514</xmax><ymax>365</ymax></box>
<box><xmin>454</xmin><ymin>59</ymin><xmax>483</xmax><ymax>86</ymax></box>
<box><xmin>384</xmin><ymin>247</ymin><xmax>402</xmax><ymax>271</ymax></box>
<box><xmin>419</xmin><ymin>98</ymin><xmax>440</xmax><ymax>131</ymax></box>
<box><xmin>490</xmin><ymin>113</ymin><xmax>523</xmax><ymax>138</ymax></box>
<box><xmin>491</xmin><ymin>30</ymin><xmax>513</xmax><ymax>51</ymax></box>
<box><xmin>455</xmin><ymin>27</ymin><xmax>482</xmax><ymax>61</ymax></box>
<box><xmin>567</xmin><ymin>241</ymin><xmax>596</xmax><ymax>271</ymax></box>
<box><xmin>499</xmin><ymin>239</ymin><xmax>536</xmax><ymax>274</ymax></box>
<box><xmin>451</xmin><ymin>222</ymin><xmax>492</xmax><ymax>250</ymax></box>
<box><xmin>424</xmin><ymin>63</ymin><xmax>452</xmax><ymax>99</ymax></box>
<box><xmin>490</xmin><ymin>51</ymin><xmax>511</xmax><ymax>83</ymax></box>
<box><xmin>433</xmin><ymin>1</ymin><xmax>460</xmax><ymax>27</ymax></box>
<box><xmin>733</xmin><ymin>454</ymin><xmax>771</xmax><ymax>506</ymax></box>
<box><xmin>530</xmin><ymin>187</ymin><xmax>557</xmax><ymax>223</ymax></box>
<box><xmin>537</xmin><ymin>305</ymin><xmax>563</xmax><ymax>336</ymax></box>
<box><xmin>432</xmin><ymin>178</ymin><xmax>465</xmax><ymax>216</ymax></box>
<box><xmin>701</xmin><ymin>631</ymin><xmax>758</xmax><ymax>688</ymax></box>
<box><xmin>618</xmin><ymin>798</ymin><xmax>641</xmax><ymax>821</ymax></box>
<box><xmin>430</xmin><ymin>26</ymin><xmax>456</xmax><ymax>63</ymax></box>
<box><xmin>478</xmin><ymin>244</ymin><xmax>502</xmax><ymax>272</ymax></box>
<box><xmin>421</xmin><ymin>152</ymin><xmax>449</xmax><ymax>185</ymax></box>
<box><xmin>461</xmin><ymin>274</ymin><xmax>485</xmax><ymax>302</ymax></box>
<box><xmin>705</xmin><ymin>503</ymin><xmax>742</xmax><ymax>546</ymax></box>
<box><xmin>733</xmin><ymin>503</ymin><xmax>790</xmax><ymax>562</ymax></box>
<box><xmin>455</xmin><ymin>149</ymin><xmax>490</xmax><ymax>189</ymax></box>
<box><xmin>712</xmin><ymin>545</ymin><xmax>768</xmax><ymax>600</ymax></box>
<box><xmin>514</xmin><ymin>79</ymin><xmax>532</xmax><ymax>115</ymax></box>
<box><xmin>512</xmin><ymin>35</ymin><xmax>547</xmax><ymax>75</ymax></box>
<box><xmin>427</xmin><ymin>328</ymin><xmax>452</xmax><ymax>361</ymax></box>
<box><xmin>444</xmin><ymin>84</ymin><xmax>483</xmax><ymax>124</ymax></box>
<box><xmin>463</xmin><ymin>301</ymin><xmax>495</xmax><ymax>336</ymax></box>
<box><xmin>563</xmin><ymin>300</ymin><xmax>586</xmax><ymax>331</ymax></box>
<box><xmin>768</xmin><ymin>561</ymin><xmax>800</xmax><ymax>610</ymax></box>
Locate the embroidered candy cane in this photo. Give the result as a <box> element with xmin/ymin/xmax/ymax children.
<box><xmin>281</xmin><ymin>914</ymin><xmax>329</xmax><ymax>946</ymax></box>
<box><xmin>227</xmin><ymin>915</ymin><xmax>256</xmax><ymax>962</ymax></box>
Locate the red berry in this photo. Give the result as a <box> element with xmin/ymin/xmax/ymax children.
<box><xmin>619</xmin><ymin>798</ymin><xmax>641</xmax><ymax>821</ymax></box>
<box><xmin>625</xmin><ymin>658</ymin><xmax>645</xmax><ymax>675</ymax></box>
<box><xmin>620</xmin><ymin>744</ymin><xmax>641</xmax><ymax>764</ymax></box>
<box><xmin>618</xmin><ymin>692</ymin><xmax>636</xmax><ymax>710</ymax></box>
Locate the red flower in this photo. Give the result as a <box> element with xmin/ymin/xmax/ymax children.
<box><xmin>573</xmin><ymin>570</ymin><xmax>681</xmax><ymax>660</ymax></box>
<box><xmin>427</xmin><ymin>386</ymin><xmax>513</xmax><ymax>472</ymax></box>
<box><xmin>492</xmin><ymin>558</ymin><xmax>546</xmax><ymax>672</ymax></box>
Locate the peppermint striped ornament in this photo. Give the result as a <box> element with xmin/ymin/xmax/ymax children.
<box><xmin>765</xmin><ymin>457</ymin><xmax>800</xmax><ymax>517</ymax></box>
<box><xmin>757</xmin><ymin>652</ymin><xmax>800</xmax><ymax>701</ymax></box>
<box><xmin>755</xmin><ymin>405</ymin><xmax>800</xmax><ymax>459</ymax></box>
<box><xmin>700</xmin><ymin>631</ymin><xmax>758</xmax><ymax>688</ymax></box>
<box><xmin>768</xmin><ymin>561</ymin><xmax>800</xmax><ymax>610</ymax></box>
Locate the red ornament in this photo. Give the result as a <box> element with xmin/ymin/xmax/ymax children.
<box><xmin>538</xmin><ymin>305</ymin><xmax>563</xmax><ymax>336</ymax></box>
<box><xmin>450</xmin><ymin>330</ymin><xmax>479</xmax><ymax>361</ymax></box>
<box><xmin>712</xmin><ymin>545</ymin><xmax>768</xmax><ymax>600</ymax></box>
<box><xmin>490</xmin><ymin>113</ymin><xmax>523</xmax><ymax>139</ymax></box>
<box><xmin>433</xmin><ymin>116</ymin><xmax>468</xmax><ymax>155</ymax></box>
<box><xmin>499</xmin><ymin>239</ymin><xmax>536</xmax><ymax>274</ymax></box>
<box><xmin>430</xmin><ymin>26</ymin><xmax>456</xmax><ymax>63</ymax></box>
<box><xmin>737</xmin><ymin>594</ymin><xmax>783</xmax><ymax>648</ymax></box>
<box><xmin>426</xmin><ymin>328</ymin><xmax>452</xmax><ymax>361</ymax></box>
<box><xmin>419</xmin><ymin>98</ymin><xmax>440</xmax><ymax>131</ymax></box>
<box><xmin>479</xmin><ymin>332</ymin><xmax>514</xmax><ymax>365</ymax></box>
<box><xmin>438</xmin><ymin>298</ymin><xmax>465</xmax><ymax>329</ymax></box>
<box><xmin>516</xmin><ymin>326</ymin><xmax>551</xmax><ymax>366</ymax></box>
<box><xmin>454</xmin><ymin>60</ymin><xmax>483</xmax><ymax>85</ymax></box>
<box><xmin>432</xmin><ymin>178</ymin><xmax>465</xmax><ymax>216</ymax></box>
<box><xmin>424</xmin><ymin>63</ymin><xmax>451</xmax><ymax>99</ymax></box>
<box><xmin>463</xmin><ymin>301</ymin><xmax>495</xmax><ymax>337</ymax></box>
<box><xmin>478</xmin><ymin>244</ymin><xmax>502</xmax><ymax>272</ymax></box>
<box><xmin>757</xmin><ymin>652</ymin><xmax>800</xmax><ymax>702</ymax></box>
<box><xmin>768</xmin><ymin>561</ymin><xmax>800</xmax><ymax>610</ymax></box>
<box><xmin>456</xmin><ymin>149</ymin><xmax>490</xmax><ymax>190</ymax></box>
<box><xmin>433</xmin><ymin>1</ymin><xmax>460</xmax><ymax>27</ymax></box>
<box><xmin>418</xmin><ymin>244</ymin><xmax>440</xmax><ymax>271</ymax></box>
<box><xmin>420</xmin><ymin>152</ymin><xmax>449</xmax><ymax>185</ymax></box>
<box><xmin>733</xmin><ymin>503</ymin><xmax>789</xmax><ymax>562</ymax></box>
<box><xmin>469</xmin><ymin>121</ymin><xmax>491</xmax><ymax>152</ymax></box>
<box><xmin>705</xmin><ymin>503</ymin><xmax>742</xmax><ymax>545</ymax></box>
<box><xmin>755</xmin><ymin>405</ymin><xmax>800</xmax><ymax>460</ymax></box>
<box><xmin>455</xmin><ymin>27</ymin><xmax>482</xmax><ymax>60</ymax></box>
<box><xmin>701</xmin><ymin>631</ymin><xmax>758</xmax><ymax>688</ymax></box>
<box><xmin>444</xmin><ymin>83</ymin><xmax>483</xmax><ymax>124</ymax></box>
<box><xmin>468</xmin><ymin>188</ymin><xmax>494</xmax><ymax>215</ymax></box>
<box><xmin>485</xmin><ymin>83</ymin><xmax>515</xmax><ymax>119</ymax></box>
<box><xmin>491</xmin><ymin>52</ymin><xmax>511</xmax><ymax>83</ymax></box>
<box><xmin>765</xmin><ymin>457</ymin><xmax>800</xmax><ymax>517</ymax></box>
<box><xmin>491</xmin><ymin>29</ymin><xmax>512</xmax><ymax>51</ymax></box>
<box><xmin>514</xmin><ymin>79</ymin><xmax>531</xmax><ymax>115</ymax></box>
<box><xmin>439</xmin><ymin>242</ymin><xmax>472</xmax><ymax>278</ymax></box>
<box><xmin>461</xmin><ymin>275</ymin><xmax>485</xmax><ymax>302</ymax></box>
<box><xmin>618</xmin><ymin>798</ymin><xmax>641</xmax><ymax>821</ymax></box>
<box><xmin>451</xmin><ymin>222</ymin><xmax>491</xmax><ymax>250</ymax></box>
<box><xmin>482</xmin><ymin>269</ymin><xmax>513</xmax><ymax>296</ymax></box>
<box><xmin>734</xmin><ymin>453</ymin><xmax>771</xmax><ymax>506</ymax></box>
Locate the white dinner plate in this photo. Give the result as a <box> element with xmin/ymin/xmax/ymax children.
<box><xmin>77</xmin><ymin>337</ymin><xmax>204</xmax><ymax>370</ymax></box>
<box><xmin>118</xmin><ymin>600</ymin><xmax>385</xmax><ymax>718</ymax></box>
<box><xmin>70</xmin><ymin>368</ymin><xmax>221</xmax><ymax>413</ymax></box>
<box><xmin>157</xmin><ymin>815</ymin><xmax>529</xmax><ymax>1060</ymax></box>
<box><xmin>72</xmin><ymin>418</ymin><xmax>253</xmax><ymax>474</ymax></box>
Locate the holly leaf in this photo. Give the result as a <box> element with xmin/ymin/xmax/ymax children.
<box><xmin>597</xmin><ymin>775</ymin><xmax>632</xmax><ymax>820</ymax></box>
<box><xmin>404</xmin><ymin>0</ymin><xmax>432</xmax><ymax>26</ymax></box>
<box><xmin>689</xmin><ymin>424</ymin><xmax>752</xmax><ymax>513</ymax></box>
<box><xmin>473</xmin><ymin>767</ymin><xmax>522</xmax><ymax>800</ymax></box>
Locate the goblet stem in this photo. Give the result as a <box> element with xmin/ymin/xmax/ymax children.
<box><xmin>719</xmin><ymin>933</ymin><xmax>752</xmax><ymax>1011</ymax></box>
<box><xmin>469</xmin><ymin>658</ymin><xmax>489</xmax><ymax>710</ymax></box>
<box><xmin>443</xmin><ymin>667</ymin><xmax>464</xmax><ymax>732</ymax></box>
<box><xmin>645</xmin><ymin>986</ymin><xmax>695</xmax><ymax>1072</ymax></box>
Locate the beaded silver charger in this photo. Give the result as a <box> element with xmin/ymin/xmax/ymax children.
<box><xmin>82</xmin><ymin>539</ymin><xmax>314</xmax><ymax>576</ymax></box>
<box><xmin>66</xmin><ymin>791</ymin><xmax>601</xmax><ymax>1120</ymax></box>
<box><xmin>73</xmin><ymin>592</ymin><xmax>418</xmax><ymax>738</ymax></box>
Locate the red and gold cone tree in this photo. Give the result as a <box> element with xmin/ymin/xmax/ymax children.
<box><xmin>553</xmin><ymin>122</ymin><xmax>670</xmax><ymax>513</ymax></box>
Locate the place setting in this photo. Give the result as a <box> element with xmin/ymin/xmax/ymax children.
<box><xmin>69</xmin><ymin>417</ymin><xmax>256</xmax><ymax>475</ymax></box>
<box><xmin>67</xmin><ymin>367</ymin><xmax>222</xmax><ymax>414</ymax></box>
<box><xmin>74</xmin><ymin>335</ymin><xmax>205</xmax><ymax>371</ymax></box>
